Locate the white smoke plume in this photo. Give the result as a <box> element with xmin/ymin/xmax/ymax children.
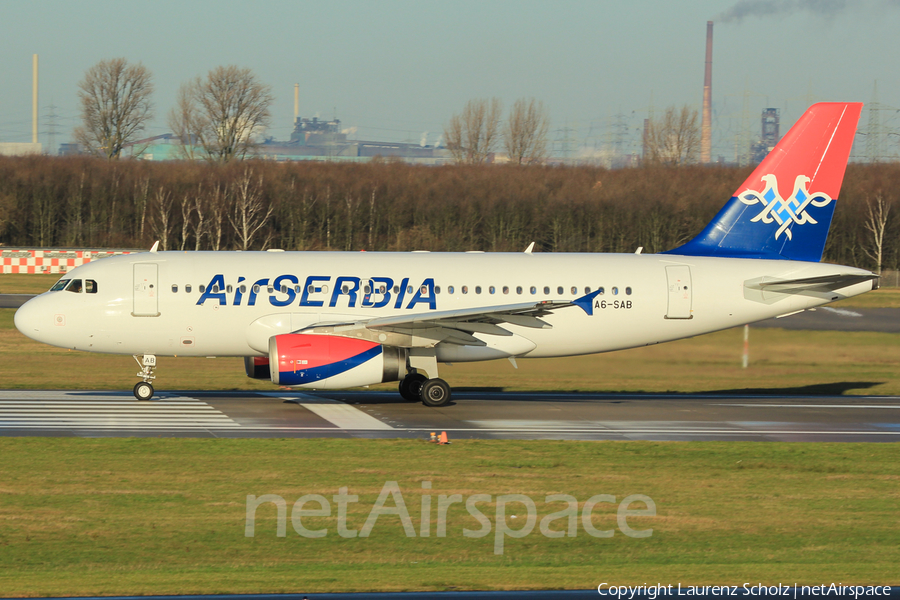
<box><xmin>420</xmin><ymin>131</ymin><xmax>428</xmax><ymax>147</ymax></box>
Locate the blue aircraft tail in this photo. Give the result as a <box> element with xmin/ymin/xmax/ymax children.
<box><xmin>666</xmin><ymin>102</ymin><xmax>862</xmax><ymax>262</ymax></box>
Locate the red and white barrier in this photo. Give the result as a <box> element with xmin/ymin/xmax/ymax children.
<box><xmin>1</xmin><ymin>249</ymin><xmax>138</xmax><ymax>274</ymax></box>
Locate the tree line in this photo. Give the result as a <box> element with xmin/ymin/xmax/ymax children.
<box><xmin>0</xmin><ymin>155</ymin><xmax>896</xmax><ymax>272</ymax></box>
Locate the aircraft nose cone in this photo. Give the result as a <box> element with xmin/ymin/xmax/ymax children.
<box><xmin>15</xmin><ymin>297</ymin><xmax>45</xmax><ymax>341</ymax></box>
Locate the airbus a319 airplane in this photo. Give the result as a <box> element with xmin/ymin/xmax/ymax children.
<box><xmin>15</xmin><ymin>103</ymin><xmax>877</xmax><ymax>407</ymax></box>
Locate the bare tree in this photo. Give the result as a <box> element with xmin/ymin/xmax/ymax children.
<box><xmin>149</xmin><ymin>187</ymin><xmax>174</xmax><ymax>251</ymax></box>
<box><xmin>207</xmin><ymin>183</ymin><xmax>228</xmax><ymax>251</ymax></box>
<box><xmin>228</xmin><ymin>169</ymin><xmax>273</xmax><ymax>250</ymax></box>
<box><xmin>75</xmin><ymin>58</ymin><xmax>154</xmax><ymax>159</ymax></box>
<box><xmin>504</xmin><ymin>98</ymin><xmax>550</xmax><ymax>165</ymax></box>
<box><xmin>444</xmin><ymin>98</ymin><xmax>503</xmax><ymax>164</ymax></box>
<box><xmin>171</xmin><ymin>66</ymin><xmax>274</xmax><ymax>163</ymax></box>
<box><xmin>167</xmin><ymin>86</ymin><xmax>201</xmax><ymax>160</ymax></box>
<box><xmin>643</xmin><ymin>105</ymin><xmax>700</xmax><ymax>166</ymax></box>
<box><xmin>863</xmin><ymin>193</ymin><xmax>891</xmax><ymax>274</ymax></box>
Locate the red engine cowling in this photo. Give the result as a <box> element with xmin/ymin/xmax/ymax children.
<box><xmin>268</xmin><ymin>333</ymin><xmax>406</xmax><ymax>389</ymax></box>
<box><xmin>244</xmin><ymin>356</ymin><xmax>271</xmax><ymax>380</ymax></box>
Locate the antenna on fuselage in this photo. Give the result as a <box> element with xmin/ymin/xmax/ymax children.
<box><xmin>149</xmin><ymin>241</ymin><xmax>160</xmax><ymax>253</ymax></box>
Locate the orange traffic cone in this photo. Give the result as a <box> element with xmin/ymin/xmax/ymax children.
<box><xmin>438</xmin><ymin>431</ymin><xmax>449</xmax><ymax>445</ymax></box>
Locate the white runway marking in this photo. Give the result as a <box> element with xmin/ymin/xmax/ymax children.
<box><xmin>0</xmin><ymin>391</ymin><xmax>240</xmax><ymax>430</ymax></box>
<box><xmin>274</xmin><ymin>394</ymin><xmax>395</xmax><ymax>430</ymax></box>
<box><xmin>711</xmin><ymin>403</ymin><xmax>900</xmax><ymax>409</ymax></box>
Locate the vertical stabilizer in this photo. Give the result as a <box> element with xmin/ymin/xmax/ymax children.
<box><xmin>667</xmin><ymin>102</ymin><xmax>862</xmax><ymax>262</ymax></box>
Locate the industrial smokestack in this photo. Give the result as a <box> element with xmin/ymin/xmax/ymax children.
<box><xmin>294</xmin><ymin>83</ymin><xmax>299</xmax><ymax>122</ymax></box>
<box><xmin>32</xmin><ymin>54</ymin><xmax>38</xmax><ymax>145</ymax></box>
<box><xmin>701</xmin><ymin>22</ymin><xmax>712</xmax><ymax>163</ymax></box>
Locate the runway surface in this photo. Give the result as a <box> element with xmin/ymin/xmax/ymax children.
<box><xmin>1</xmin><ymin>389</ymin><xmax>898</xmax><ymax>442</ymax></box>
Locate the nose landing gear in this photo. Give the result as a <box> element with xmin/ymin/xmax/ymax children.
<box><xmin>132</xmin><ymin>354</ymin><xmax>157</xmax><ymax>401</ymax></box>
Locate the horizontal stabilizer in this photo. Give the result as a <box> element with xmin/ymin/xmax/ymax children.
<box><xmin>746</xmin><ymin>272</ymin><xmax>878</xmax><ymax>294</ymax></box>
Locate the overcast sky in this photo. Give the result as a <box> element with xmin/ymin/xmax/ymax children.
<box><xmin>1</xmin><ymin>0</ymin><xmax>899</xmax><ymax>160</ymax></box>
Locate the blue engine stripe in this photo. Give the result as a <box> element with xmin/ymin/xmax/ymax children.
<box><xmin>279</xmin><ymin>344</ymin><xmax>383</xmax><ymax>386</ymax></box>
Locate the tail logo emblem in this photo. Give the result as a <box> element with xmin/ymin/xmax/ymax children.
<box><xmin>738</xmin><ymin>174</ymin><xmax>834</xmax><ymax>240</ymax></box>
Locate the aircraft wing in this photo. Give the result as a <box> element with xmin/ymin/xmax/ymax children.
<box><xmin>298</xmin><ymin>293</ymin><xmax>601</xmax><ymax>347</ymax></box>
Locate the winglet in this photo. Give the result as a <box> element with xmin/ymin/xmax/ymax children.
<box><xmin>149</xmin><ymin>241</ymin><xmax>160</xmax><ymax>253</ymax></box>
<box><xmin>524</xmin><ymin>242</ymin><xmax>535</xmax><ymax>254</ymax></box>
<box><xmin>571</xmin><ymin>289</ymin><xmax>604</xmax><ymax>316</ymax></box>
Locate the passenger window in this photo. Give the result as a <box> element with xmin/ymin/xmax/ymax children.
<box><xmin>393</xmin><ymin>286</ymin><xmax>400</xmax><ymax>294</ymax></box>
<box><xmin>267</xmin><ymin>286</ymin><xmax>274</xmax><ymax>294</ymax></box>
<box><xmin>503</xmin><ymin>286</ymin><xmax>509</xmax><ymax>294</ymax></box>
<box><xmin>186</xmin><ymin>284</ymin><xmax>192</xmax><ymax>293</ymax></box>
<box><xmin>199</xmin><ymin>285</ymin><xmax>206</xmax><ymax>293</ymax></box>
<box><xmin>530</xmin><ymin>286</ymin><xmax>536</xmax><ymax>294</ymax></box>
<box><xmin>294</xmin><ymin>285</ymin><xmax>301</xmax><ymax>293</ymax></box>
<box><xmin>475</xmin><ymin>286</ymin><xmax>482</xmax><ymax>294</ymax></box>
<box><xmin>227</xmin><ymin>285</ymin><xmax>233</xmax><ymax>293</ymax></box>
<box><xmin>253</xmin><ymin>285</ymin><xmax>260</xmax><ymax>294</ymax></box>
<box><xmin>212</xmin><ymin>284</ymin><xmax>220</xmax><ymax>293</ymax></box>
<box><xmin>435</xmin><ymin>286</ymin><xmax>441</xmax><ymax>294</ymax></box>
<box><xmin>571</xmin><ymin>286</ymin><xmax>577</xmax><ymax>295</ymax></box>
<box><xmin>280</xmin><ymin>285</ymin><xmax>287</xmax><ymax>293</ymax></box>
<box><xmin>86</xmin><ymin>280</ymin><xmax>98</xmax><ymax>294</ymax></box>
<box><xmin>598</xmin><ymin>287</ymin><xmax>605</xmax><ymax>295</ymax></box>
<box><xmin>462</xmin><ymin>286</ymin><xmax>468</xmax><ymax>294</ymax></box>
<box><xmin>378</xmin><ymin>284</ymin><xmax>387</xmax><ymax>294</ymax></box>
<box><xmin>543</xmin><ymin>286</ymin><xmax>550</xmax><ymax>295</ymax></box>
<box><xmin>516</xmin><ymin>286</ymin><xmax>523</xmax><ymax>294</ymax></box>
<box><xmin>66</xmin><ymin>279</ymin><xmax>83</xmax><ymax>293</ymax></box>
<box><xmin>364</xmin><ymin>285</ymin><xmax>371</xmax><ymax>294</ymax></box>
<box><xmin>172</xmin><ymin>284</ymin><xmax>178</xmax><ymax>293</ymax></box>
<box><xmin>240</xmin><ymin>285</ymin><xmax>246</xmax><ymax>293</ymax></box>
<box><xmin>612</xmin><ymin>287</ymin><xmax>619</xmax><ymax>295</ymax></box>
<box><xmin>489</xmin><ymin>286</ymin><xmax>495</xmax><ymax>294</ymax></box>
<box><xmin>626</xmin><ymin>287</ymin><xmax>632</xmax><ymax>295</ymax></box>
<box><xmin>557</xmin><ymin>286</ymin><xmax>563</xmax><ymax>295</ymax></box>
<box><xmin>420</xmin><ymin>285</ymin><xmax>428</xmax><ymax>294</ymax></box>
<box><xmin>407</xmin><ymin>286</ymin><xmax>413</xmax><ymax>294</ymax></box>
<box><xmin>584</xmin><ymin>287</ymin><xmax>590</xmax><ymax>294</ymax></box>
<box><xmin>51</xmin><ymin>279</ymin><xmax>69</xmax><ymax>291</ymax></box>
<box><xmin>448</xmin><ymin>286</ymin><xmax>455</xmax><ymax>294</ymax></box>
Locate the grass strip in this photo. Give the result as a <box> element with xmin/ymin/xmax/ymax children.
<box><xmin>0</xmin><ymin>438</ymin><xmax>897</xmax><ymax>596</ymax></box>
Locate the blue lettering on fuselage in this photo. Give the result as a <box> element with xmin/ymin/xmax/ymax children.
<box><xmin>196</xmin><ymin>274</ymin><xmax>438</xmax><ymax>311</ymax></box>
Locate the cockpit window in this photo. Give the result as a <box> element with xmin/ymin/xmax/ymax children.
<box><xmin>65</xmin><ymin>279</ymin><xmax>84</xmax><ymax>293</ymax></box>
<box><xmin>50</xmin><ymin>279</ymin><xmax>70</xmax><ymax>292</ymax></box>
<box><xmin>86</xmin><ymin>280</ymin><xmax>98</xmax><ymax>294</ymax></box>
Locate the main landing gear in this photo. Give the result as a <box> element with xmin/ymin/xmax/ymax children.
<box><xmin>399</xmin><ymin>373</ymin><xmax>452</xmax><ymax>407</ymax></box>
<box><xmin>133</xmin><ymin>354</ymin><xmax>157</xmax><ymax>401</ymax></box>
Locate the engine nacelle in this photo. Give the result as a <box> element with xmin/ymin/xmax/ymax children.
<box><xmin>268</xmin><ymin>333</ymin><xmax>406</xmax><ymax>389</ymax></box>
<box><xmin>244</xmin><ymin>356</ymin><xmax>271</xmax><ymax>380</ymax></box>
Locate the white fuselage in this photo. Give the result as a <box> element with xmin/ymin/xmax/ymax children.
<box><xmin>14</xmin><ymin>250</ymin><xmax>875</xmax><ymax>363</ymax></box>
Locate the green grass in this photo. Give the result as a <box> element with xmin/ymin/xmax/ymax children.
<box><xmin>0</xmin><ymin>439</ymin><xmax>897</xmax><ymax>596</ymax></box>
<box><xmin>0</xmin><ymin>274</ymin><xmax>59</xmax><ymax>295</ymax></box>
